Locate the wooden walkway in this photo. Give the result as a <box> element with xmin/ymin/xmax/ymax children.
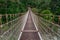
<box><xmin>20</xmin><ymin>12</ymin><xmax>40</xmax><ymax>40</ymax></box>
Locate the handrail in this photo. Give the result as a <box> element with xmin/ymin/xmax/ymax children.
<box><xmin>36</xmin><ymin>14</ymin><xmax>60</xmax><ymax>16</ymax></box>
<box><xmin>31</xmin><ymin>13</ymin><xmax>60</xmax><ymax>40</ymax></box>
<box><xmin>0</xmin><ymin>14</ymin><xmax>24</xmax><ymax>27</ymax></box>
<box><xmin>39</xmin><ymin>16</ymin><xmax>60</xmax><ymax>28</ymax></box>
<box><xmin>38</xmin><ymin>17</ymin><xmax>60</xmax><ymax>37</ymax></box>
<box><xmin>0</xmin><ymin>15</ymin><xmax>24</xmax><ymax>36</ymax></box>
<box><xmin>0</xmin><ymin>13</ymin><xmax>27</xmax><ymax>40</ymax></box>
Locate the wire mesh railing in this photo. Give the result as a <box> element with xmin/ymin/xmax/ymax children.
<box><xmin>36</xmin><ymin>14</ymin><xmax>60</xmax><ymax>25</ymax></box>
<box><xmin>31</xmin><ymin>13</ymin><xmax>60</xmax><ymax>40</ymax></box>
<box><xmin>0</xmin><ymin>13</ymin><xmax>27</xmax><ymax>40</ymax></box>
<box><xmin>0</xmin><ymin>13</ymin><xmax>24</xmax><ymax>34</ymax></box>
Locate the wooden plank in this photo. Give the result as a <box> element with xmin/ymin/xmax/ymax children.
<box><xmin>21</xmin><ymin>30</ymin><xmax>38</xmax><ymax>32</ymax></box>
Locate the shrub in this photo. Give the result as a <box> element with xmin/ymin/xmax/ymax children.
<box><xmin>32</xmin><ymin>8</ymin><xmax>38</xmax><ymax>13</ymax></box>
<box><xmin>41</xmin><ymin>10</ymin><xmax>53</xmax><ymax>21</ymax></box>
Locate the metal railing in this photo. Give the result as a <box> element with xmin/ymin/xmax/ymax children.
<box><xmin>0</xmin><ymin>13</ymin><xmax>27</xmax><ymax>40</ymax></box>
<box><xmin>31</xmin><ymin>13</ymin><xmax>60</xmax><ymax>40</ymax></box>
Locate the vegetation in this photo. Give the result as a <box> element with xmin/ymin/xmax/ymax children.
<box><xmin>0</xmin><ymin>0</ymin><xmax>27</xmax><ymax>14</ymax></box>
<box><xmin>28</xmin><ymin>0</ymin><xmax>60</xmax><ymax>24</ymax></box>
<box><xmin>0</xmin><ymin>0</ymin><xmax>27</xmax><ymax>24</ymax></box>
<box><xmin>0</xmin><ymin>0</ymin><xmax>60</xmax><ymax>23</ymax></box>
<box><xmin>0</xmin><ymin>0</ymin><xmax>60</xmax><ymax>32</ymax></box>
<box><xmin>41</xmin><ymin>10</ymin><xmax>53</xmax><ymax>21</ymax></box>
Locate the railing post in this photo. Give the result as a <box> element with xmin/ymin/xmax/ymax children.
<box><xmin>52</xmin><ymin>15</ymin><xmax>54</xmax><ymax>23</ymax></box>
<box><xmin>58</xmin><ymin>16</ymin><xmax>60</xmax><ymax>25</ymax></box>
<box><xmin>10</xmin><ymin>14</ymin><xmax>12</xmax><ymax>25</ymax></box>
<box><xmin>6</xmin><ymin>14</ymin><xmax>8</xmax><ymax>24</ymax></box>
<box><xmin>0</xmin><ymin>14</ymin><xmax>2</xmax><ymax>27</ymax></box>
<box><xmin>0</xmin><ymin>14</ymin><xmax>2</xmax><ymax>35</ymax></box>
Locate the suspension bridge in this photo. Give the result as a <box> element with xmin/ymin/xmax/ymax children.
<box><xmin>0</xmin><ymin>10</ymin><xmax>60</xmax><ymax>40</ymax></box>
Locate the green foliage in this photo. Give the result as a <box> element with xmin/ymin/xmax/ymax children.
<box><xmin>1</xmin><ymin>26</ymin><xmax>9</xmax><ymax>31</ymax></box>
<box><xmin>1</xmin><ymin>16</ymin><xmax>6</xmax><ymax>24</ymax></box>
<box><xmin>32</xmin><ymin>8</ymin><xmax>38</xmax><ymax>13</ymax></box>
<box><xmin>41</xmin><ymin>10</ymin><xmax>53</xmax><ymax>21</ymax></box>
<box><xmin>7</xmin><ymin>1</ymin><xmax>19</xmax><ymax>14</ymax></box>
<box><xmin>0</xmin><ymin>0</ymin><xmax>27</xmax><ymax>14</ymax></box>
<box><xmin>52</xmin><ymin>26</ymin><xmax>58</xmax><ymax>32</ymax></box>
<box><xmin>0</xmin><ymin>0</ymin><xmax>7</xmax><ymax>14</ymax></box>
<box><xmin>50</xmin><ymin>0</ymin><xmax>60</xmax><ymax>15</ymax></box>
<box><xmin>41</xmin><ymin>10</ymin><xmax>52</xmax><ymax>14</ymax></box>
<box><xmin>28</xmin><ymin>0</ymin><xmax>60</xmax><ymax>24</ymax></box>
<box><xmin>54</xmin><ymin>16</ymin><xmax>58</xmax><ymax>24</ymax></box>
<box><xmin>0</xmin><ymin>0</ymin><xmax>27</xmax><ymax>24</ymax></box>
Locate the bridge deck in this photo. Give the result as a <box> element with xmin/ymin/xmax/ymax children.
<box><xmin>20</xmin><ymin>13</ymin><xmax>40</xmax><ymax>40</ymax></box>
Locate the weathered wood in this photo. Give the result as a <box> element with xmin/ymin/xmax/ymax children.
<box><xmin>0</xmin><ymin>15</ymin><xmax>2</xmax><ymax>25</ymax></box>
<box><xmin>58</xmin><ymin>16</ymin><xmax>60</xmax><ymax>25</ymax></box>
<box><xmin>6</xmin><ymin>14</ymin><xmax>8</xmax><ymax>24</ymax></box>
<box><xmin>21</xmin><ymin>30</ymin><xmax>38</xmax><ymax>32</ymax></box>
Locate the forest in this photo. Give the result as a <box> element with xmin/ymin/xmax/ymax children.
<box><xmin>0</xmin><ymin>0</ymin><xmax>60</xmax><ymax>24</ymax></box>
<box><xmin>20</xmin><ymin>0</ymin><xmax>60</xmax><ymax>24</ymax></box>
